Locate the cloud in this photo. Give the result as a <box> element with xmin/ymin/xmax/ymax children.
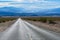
<box><xmin>44</xmin><ymin>0</ymin><xmax>60</xmax><ymax>1</ymax></box>
<box><xmin>0</xmin><ymin>0</ymin><xmax>60</xmax><ymax>11</ymax></box>
<box><xmin>9</xmin><ymin>1</ymin><xmax>60</xmax><ymax>9</ymax></box>
<box><xmin>0</xmin><ymin>3</ymin><xmax>10</xmax><ymax>7</ymax></box>
<box><xmin>14</xmin><ymin>0</ymin><xmax>24</xmax><ymax>3</ymax></box>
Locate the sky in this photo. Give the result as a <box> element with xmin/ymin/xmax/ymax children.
<box><xmin>0</xmin><ymin>0</ymin><xmax>60</xmax><ymax>12</ymax></box>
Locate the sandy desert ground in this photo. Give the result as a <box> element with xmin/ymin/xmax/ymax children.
<box><xmin>26</xmin><ymin>20</ymin><xmax>60</xmax><ymax>33</ymax></box>
<box><xmin>0</xmin><ymin>19</ymin><xmax>60</xmax><ymax>34</ymax></box>
<box><xmin>0</xmin><ymin>20</ymin><xmax>16</xmax><ymax>32</ymax></box>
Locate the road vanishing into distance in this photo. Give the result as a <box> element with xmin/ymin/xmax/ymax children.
<box><xmin>0</xmin><ymin>18</ymin><xmax>60</xmax><ymax>40</ymax></box>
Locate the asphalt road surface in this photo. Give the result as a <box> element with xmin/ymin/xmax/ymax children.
<box><xmin>0</xmin><ymin>18</ymin><xmax>60</xmax><ymax>40</ymax></box>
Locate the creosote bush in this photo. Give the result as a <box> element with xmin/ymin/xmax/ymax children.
<box><xmin>48</xmin><ymin>20</ymin><xmax>56</xmax><ymax>24</ymax></box>
<box><xmin>39</xmin><ymin>18</ymin><xmax>47</xmax><ymax>23</ymax></box>
<box><xmin>22</xmin><ymin>17</ymin><xmax>57</xmax><ymax>24</ymax></box>
<box><xmin>0</xmin><ymin>18</ymin><xmax>17</xmax><ymax>23</ymax></box>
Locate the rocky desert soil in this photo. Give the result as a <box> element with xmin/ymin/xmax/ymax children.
<box><xmin>26</xmin><ymin>20</ymin><xmax>60</xmax><ymax>33</ymax></box>
<box><xmin>0</xmin><ymin>20</ymin><xmax>16</xmax><ymax>32</ymax></box>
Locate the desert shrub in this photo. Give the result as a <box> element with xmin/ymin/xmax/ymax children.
<box><xmin>0</xmin><ymin>18</ymin><xmax>17</xmax><ymax>23</ymax></box>
<box><xmin>0</xmin><ymin>21</ymin><xmax>2</xmax><ymax>23</ymax></box>
<box><xmin>39</xmin><ymin>18</ymin><xmax>47</xmax><ymax>23</ymax></box>
<box><xmin>2</xmin><ymin>20</ymin><xmax>5</xmax><ymax>23</ymax></box>
<box><xmin>32</xmin><ymin>19</ymin><xmax>36</xmax><ymax>21</ymax></box>
<box><xmin>48</xmin><ymin>20</ymin><xmax>56</xmax><ymax>24</ymax></box>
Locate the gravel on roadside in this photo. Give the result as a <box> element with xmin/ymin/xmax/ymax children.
<box><xmin>0</xmin><ymin>20</ymin><xmax>16</xmax><ymax>32</ymax></box>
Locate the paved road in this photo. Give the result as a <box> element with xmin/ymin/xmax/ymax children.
<box><xmin>0</xmin><ymin>18</ymin><xmax>60</xmax><ymax>40</ymax></box>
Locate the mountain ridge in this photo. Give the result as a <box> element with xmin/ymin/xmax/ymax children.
<box><xmin>0</xmin><ymin>7</ymin><xmax>60</xmax><ymax>16</ymax></box>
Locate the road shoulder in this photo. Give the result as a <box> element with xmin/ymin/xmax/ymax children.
<box><xmin>26</xmin><ymin>20</ymin><xmax>60</xmax><ymax>33</ymax></box>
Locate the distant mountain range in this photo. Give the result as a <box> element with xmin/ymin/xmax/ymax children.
<box><xmin>0</xmin><ymin>7</ymin><xmax>60</xmax><ymax>16</ymax></box>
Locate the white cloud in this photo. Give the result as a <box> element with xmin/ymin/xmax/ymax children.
<box><xmin>14</xmin><ymin>0</ymin><xmax>24</xmax><ymax>2</ymax></box>
<box><xmin>13</xmin><ymin>0</ymin><xmax>45</xmax><ymax>3</ymax></box>
<box><xmin>0</xmin><ymin>0</ymin><xmax>60</xmax><ymax>11</ymax></box>
<box><xmin>0</xmin><ymin>3</ymin><xmax>9</xmax><ymax>7</ymax></box>
<box><xmin>8</xmin><ymin>1</ymin><xmax>60</xmax><ymax>11</ymax></box>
